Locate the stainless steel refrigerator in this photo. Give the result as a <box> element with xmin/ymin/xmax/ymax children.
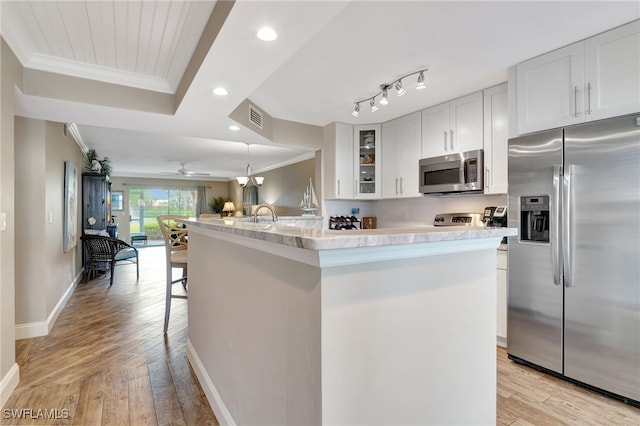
<box><xmin>507</xmin><ymin>114</ymin><xmax>640</xmax><ymax>404</ymax></box>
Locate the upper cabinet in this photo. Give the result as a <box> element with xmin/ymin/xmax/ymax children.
<box><xmin>584</xmin><ymin>20</ymin><xmax>640</xmax><ymax>121</ymax></box>
<box><xmin>421</xmin><ymin>92</ymin><xmax>483</xmax><ymax>158</ymax></box>
<box><xmin>381</xmin><ymin>111</ymin><xmax>422</xmax><ymax>198</ymax></box>
<box><xmin>322</xmin><ymin>122</ymin><xmax>354</xmax><ymax>199</ymax></box>
<box><xmin>354</xmin><ymin>125</ymin><xmax>381</xmax><ymax>199</ymax></box>
<box><xmin>483</xmin><ymin>84</ymin><xmax>508</xmax><ymax>194</ymax></box>
<box><xmin>516</xmin><ymin>20</ymin><xmax>639</xmax><ymax>135</ymax></box>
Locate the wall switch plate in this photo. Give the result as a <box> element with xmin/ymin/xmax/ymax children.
<box><xmin>351</xmin><ymin>208</ymin><xmax>360</xmax><ymax>215</ymax></box>
<box><xmin>0</xmin><ymin>212</ymin><xmax>6</xmax><ymax>231</ymax></box>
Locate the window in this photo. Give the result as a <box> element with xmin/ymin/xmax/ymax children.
<box><xmin>128</xmin><ymin>187</ymin><xmax>196</xmax><ymax>243</ymax></box>
<box><xmin>111</xmin><ymin>191</ymin><xmax>124</xmax><ymax>211</ymax></box>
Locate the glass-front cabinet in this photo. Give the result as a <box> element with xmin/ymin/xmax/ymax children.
<box><xmin>354</xmin><ymin>124</ymin><xmax>381</xmax><ymax>199</ymax></box>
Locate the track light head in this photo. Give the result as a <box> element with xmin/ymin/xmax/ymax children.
<box><xmin>352</xmin><ymin>103</ymin><xmax>360</xmax><ymax>117</ymax></box>
<box><xmin>380</xmin><ymin>88</ymin><xmax>389</xmax><ymax>105</ymax></box>
<box><xmin>395</xmin><ymin>80</ymin><xmax>406</xmax><ymax>96</ymax></box>
<box><xmin>417</xmin><ymin>71</ymin><xmax>426</xmax><ymax>89</ymax></box>
<box><xmin>370</xmin><ymin>98</ymin><xmax>379</xmax><ymax>112</ymax></box>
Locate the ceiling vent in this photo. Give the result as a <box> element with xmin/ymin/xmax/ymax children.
<box><xmin>249</xmin><ymin>105</ymin><xmax>263</xmax><ymax>129</ymax></box>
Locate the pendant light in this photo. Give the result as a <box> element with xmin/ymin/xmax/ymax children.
<box><xmin>236</xmin><ymin>144</ymin><xmax>264</xmax><ymax>187</ymax></box>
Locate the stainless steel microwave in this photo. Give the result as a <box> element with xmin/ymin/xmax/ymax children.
<box><xmin>419</xmin><ymin>149</ymin><xmax>484</xmax><ymax>194</ymax></box>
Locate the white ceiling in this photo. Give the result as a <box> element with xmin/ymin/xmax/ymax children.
<box><xmin>3</xmin><ymin>1</ymin><xmax>639</xmax><ymax>180</ymax></box>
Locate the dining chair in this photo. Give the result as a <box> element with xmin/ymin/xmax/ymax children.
<box><xmin>157</xmin><ymin>215</ymin><xmax>189</xmax><ymax>334</ymax></box>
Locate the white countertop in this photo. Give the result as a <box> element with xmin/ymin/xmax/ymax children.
<box><xmin>184</xmin><ymin>218</ymin><xmax>516</xmax><ymax>251</ymax></box>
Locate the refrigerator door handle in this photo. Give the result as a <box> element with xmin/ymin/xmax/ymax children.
<box><xmin>563</xmin><ymin>164</ymin><xmax>574</xmax><ymax>287</ymax></box>
<box><xmin>552</xmin><ymin>165</ymin><xmax>563</xmax><ymax>286</ymax></box>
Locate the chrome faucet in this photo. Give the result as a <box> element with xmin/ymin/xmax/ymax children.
<box><xmin>253</xmin><ymin>204</ymin><xmax>278</xmax><ymax>223</ymax></box>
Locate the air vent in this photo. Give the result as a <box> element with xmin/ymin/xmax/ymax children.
<box><xmin>249</xmin><ymin>105</ymin><xmax>263</xmax><ymax>129</ymax></box>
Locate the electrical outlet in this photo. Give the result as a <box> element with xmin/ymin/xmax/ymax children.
<box><xmin>351</xmin><ymin>207</ymin><xmax>360</xmax><ymax>215</ymax></box>
<box><xmin>0</xmin><ymin>212</ymin><xmax>6</xmax><ymax>231</ymax></box>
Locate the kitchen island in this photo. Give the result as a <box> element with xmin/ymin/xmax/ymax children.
<box><xmin>183</xmin><ymin>218</ymin><xmax>515</xmax><ymax>425</ymax></box>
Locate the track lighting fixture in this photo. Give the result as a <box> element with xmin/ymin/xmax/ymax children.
<box><xmin>352</xmin><ymin>68</ymin><xmax>428</xmax><ymax>116</ymax></box>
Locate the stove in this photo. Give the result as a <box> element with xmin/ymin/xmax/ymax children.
<box><xmin>433</xmin><ymin>213</ymin><xmax>485</xmax><ymax>227</ymax></box>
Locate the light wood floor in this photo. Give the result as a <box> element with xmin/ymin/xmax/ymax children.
<box><xmin>1</xmin><ymin>246</ymin><xmax>217</xmax><ymax>425</ymax></box>
<box><xmin>2</xmin><ymin>246</ymin><xmax>639</xmax><ymax>425</ymax></box>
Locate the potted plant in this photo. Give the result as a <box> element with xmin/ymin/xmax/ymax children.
<box><xmin>209</xmin><ymin>196</ymin><xmax>230</xmax><ymax>217</ymax></box>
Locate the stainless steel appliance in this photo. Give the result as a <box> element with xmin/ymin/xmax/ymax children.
<box><xmin>433</xmin><ymin>212</ymin><xmax>484</xmax><ymax>227</ymax></box>
<box><xmin>507</xmin><ymin>114</ymin><xmax>640</xmax><ymax>405</ymax></box>
<box><xmin>419</xmin><ymin>149</ymin><xmax>483</xmax><ymax>194</ymax></box>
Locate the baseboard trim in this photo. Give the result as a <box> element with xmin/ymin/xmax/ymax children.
<box><xmin>15</xmin><ymin>272</ymin><xmax>81</xmax><ymax>340</ymax></box>
<box><xmin>186</xmin><ymin>339</ymin><xmax>235</xmax><ymax>426</ymax></box>
<box><xmin>0</xmin><ymin>363</ymin><xmax>20</xmax><ymax>408</ymax></box>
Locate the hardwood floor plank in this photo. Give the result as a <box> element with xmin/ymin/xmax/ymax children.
<box><xmin>101</xmin><ymin>371</ymin><xmax>129</xmax><ymax>426</ymax></box>
<box><xmin>127</xmin><ymin>376</ymin><xmax>157</xmax><ymax>425</ymax></box>
<box><xmin>148</xmin><ymin>362</ymin><xmax>184</xmax><ymax>425</ymax></box>
<box><xmin>72</xmin><ymin>374</ymin><xmax>105</xmax><ymax>426</ymax></box>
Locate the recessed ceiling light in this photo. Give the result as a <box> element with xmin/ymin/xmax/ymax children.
<box><xmin>257</xmin><ymin>27</ymin><xmax>277</xmax><ymax>41</ymax></box>
<box><xmin>229</xmin><ymin>125</ymin><xmax>240</xmax><ymax>131</ymax></box>
<box><xmin>212</xmin><ymin>87</ymin><xmax>228</xmax><ymax>96</ymax></box>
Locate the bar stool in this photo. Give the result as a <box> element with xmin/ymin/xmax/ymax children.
<box><xmin>157</xmin><ymin>215</ymin><xmax>189</xmax><ymax>334</ymax></box>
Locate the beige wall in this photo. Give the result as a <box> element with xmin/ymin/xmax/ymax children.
<box><xmin>13</xmin><ymin>118</ymin><xmax>84</xmax><ymax>326</ymax></box>
<box><xmin>1</xmin><ymin>37</ymin><xmax>20</xmax><ymax>396</ymax></box>
<box><xmin>238</xmin><ymin>157</ymin><xmax>317</xmax><ymax>217</ymax></box>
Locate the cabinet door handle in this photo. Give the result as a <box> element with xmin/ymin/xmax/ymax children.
<box><xmin>355</xmin><ymin>179</ymin><xmax>358</xmax><ymax>195</ymax></box>
<box><xmin>400</xmin><ymin>177</ymin><xmax>404</xmax><ymax>195</ymax></box>
<box><xmin>587</xmin><ymin>82</ymin><xmax>592</xmax><ymax>115</ymax></box>
<box><xmin>443</xmin><ymin>131</ymin><xmax>447</xmax><ymax>152</ymax></box>
<box><xmin>574</xmin><ymin>86</ymin><xmax>580</xmax><ymax>117</ymax></box>
<box><xmin>395</xmin><ymin>177</ymin><xmax>399</xmax><ymax>195</ymax></box>
<box><xmin>485</xmin><ymin>167</ymin><xmax>490</xmax><ymax>190</ymax></box>
<box><xmin>450</xmin><ymin>129</ymin><xmax>454</xmax><ymax>151</ymax></box>
<box><xmin>337</xmin><ymin>179</ymin><xmax>341</xmax><ymax>197</ymax></box>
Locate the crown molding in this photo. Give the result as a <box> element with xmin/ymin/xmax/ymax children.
<box><xmin>26</xmin><ymin>53</ymin><xmax>174</xmax><ymax>94</ymax></box>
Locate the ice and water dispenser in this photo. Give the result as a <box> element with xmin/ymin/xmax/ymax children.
<box><xmin>520</xmin><ymin>195</ymin><xmax>549</xmax><ymax>242</ymax></box>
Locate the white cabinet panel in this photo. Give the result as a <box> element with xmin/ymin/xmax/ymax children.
<box><xmin>585</xmin><ymin>20</ymin><xmax>640</xmax><ymax>120</ymax></box>
<box><xmin>382</xmin><ymin>112</ymin><xmax>421</xmax><ymax>198</ymax></box>
<box><xmin>421</xmin><ymin>103</ymin><xmax>450</xmax><ymax>158</ymax></box>
<box><xmin>449</xmin><ymin>92</ymin><xmax>484</xmax><ymax>153</ymax></box>
<box><xmin>334</xmin><ymin>123</ymin><xmax>354</xmax><ymax>199</ymax></box>
<box><xmin>421</xmin><ymin>92</ymin><xmax>483</xmax><ymax>157</ymax></box>
<box><xmin>323</xmin><ymin>122</ymin><xmax>354</xmax><ymax>199</ymax></box>
<box><xmin>483</xmin><ymin>84</ymin><xmax>508</xmax><ymax>194</ymax></box>
<box><xmin>516</xmin><ymin>42</ymin><xmax>584</xmax><ymax>134</ymax></box>
<box><xmin>497</xmin><ymin>249</ymin><xmax>508</xmax><ymax>346</ymax></box>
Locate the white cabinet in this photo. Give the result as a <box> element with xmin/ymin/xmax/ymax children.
<box><xmin>322</xmin><ymin>122</ymin><xmax>353</xmax><ymax>199</ymax></box>
<box><xmin>354</xmin><ymin>124</ymin><xmax>381</xmax><ymax>199</ymax></box>
<box><xmin>381</xmin><ymin>112</ymin><xmax>421</xmax><ymax>198</ymax></box>
<box><xmin>497</xmin><ymin>249</ymin><xmax>508</xmax><ymax>347</ymax></box>
<box><xmin>421</xmin><ymin>92</ymin><xmax>483</xmax><ymax>157</ymax></box>
<box><xmin>483</xmin><ymin>84</ymin><xmax>508</xmax><ymax>194</ymax></box>
<box><xmin>516</xmin><ymin>20</ymin><xmax>639</xmax><ymax>135</ymax></box>
<box><xmin>584</xmin><ymin>20</ymin><xmax>640</xmax><ymax>121</ymax></box>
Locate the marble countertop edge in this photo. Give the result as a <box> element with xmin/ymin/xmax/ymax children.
<box><xmin>184</xmin><ymin>218</ymin><xmax>517</xmax><ymax>251</ymax></box>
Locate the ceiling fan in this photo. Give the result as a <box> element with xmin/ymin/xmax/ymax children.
<box><xmin>161</xmin><ymin>162</ymin><xmax>210</xmax><ymax>177</ymax></box>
